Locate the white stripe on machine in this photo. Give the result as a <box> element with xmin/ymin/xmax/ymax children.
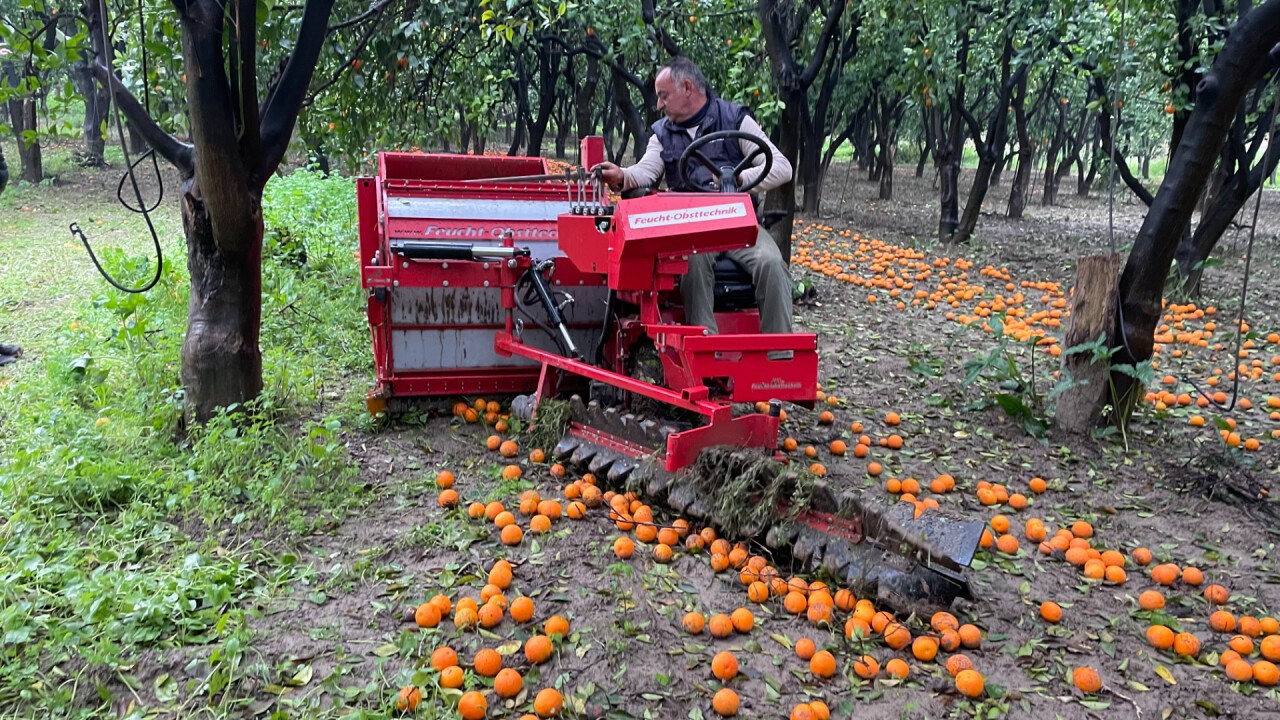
<box><xmin>627</xmin><ymin>202</ymin><xmax>748</xmax><ymax>229</ymax></box>
<box><xmin>387</xmin><ymin>197</ymin><xmax>572</xmax><ymax>221</ymax></box>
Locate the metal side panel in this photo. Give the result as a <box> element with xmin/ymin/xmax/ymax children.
<box><xmin>389</xmin><ymin>287</ymin><xmax>611</xmax><ymax>326</ymax></box>
<box><xmin>391</xmin><ymin>327</ymin><xmax>602</xmax><ymax>371</ymax></box>
<box><xmin>390</xmin><ymin>287</ymin><xmax>504</xmax><ymax>326</ymax></box>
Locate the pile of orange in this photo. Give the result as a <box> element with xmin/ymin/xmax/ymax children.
<box><xmin>792</xmin><ymin>221</ymin><xmax>1280</xmax><ymax>451</ymax></box>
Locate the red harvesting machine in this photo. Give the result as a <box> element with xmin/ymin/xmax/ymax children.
<box><xmin>357</xmin><ymin>136</ymin><xmax>982</xmax><ymax>610</ymax></box>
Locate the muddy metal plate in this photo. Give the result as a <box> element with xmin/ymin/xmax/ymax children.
<box><xmin>879</xmin><ymin>503</ymin><xmax>985</xmax><ymax>568</ymax></box>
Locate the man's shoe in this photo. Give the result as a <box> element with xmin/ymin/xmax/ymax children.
<box><xmin>0</xmin><ymin>344</ymin><xmax>20</xmax><ymax>357</ymax></box>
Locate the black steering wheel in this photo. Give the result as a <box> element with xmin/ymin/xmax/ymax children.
<box><xmin>677</xmin><ymin>129</ymin><xmax>774</xmax><ymax>194</ymax></box>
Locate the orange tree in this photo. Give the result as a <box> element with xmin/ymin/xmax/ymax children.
<box><xmin>84</xmin><ymin>0</ymin><xmax>395</xmax><ymax>421</ymax></box>
<box><xmin>1110</xmin><ymin>0</ymin><xmax>1280</xmax><ymax>418</ymax></box>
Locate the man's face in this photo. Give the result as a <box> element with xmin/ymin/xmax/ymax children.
<box><xmin>655</xmin><ymin>69</ymin><xmax>700</xmax><ymax>124</ymax></box>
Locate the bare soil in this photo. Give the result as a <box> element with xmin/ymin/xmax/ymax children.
<box><xmin>58</xmin><ymin>162</ymin><xmax>1280</xmax><ymax>718</ymax></box>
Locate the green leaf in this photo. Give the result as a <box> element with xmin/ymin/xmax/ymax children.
<box><xmin>286</xmin><ymin>664</ymin><xmax>313</xmax><ymax>686</ymax></box>
<box><xmin>1154</xmin><ymin>665</ymin><xmax>1176</xmax><ymax>685</ymax></box>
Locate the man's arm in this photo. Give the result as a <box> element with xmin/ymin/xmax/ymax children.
<box><xmin>593</xmin><ymin>135</ymin><xmax>665</xmax><ymax>191</ymax></box>
<box><xmin>737</xmin><ymin>115</ymin><xmax>792</xmax><ymax>193</ymax></box>
<box><xmin>619</xmin><ymin>135</ymin><xmax>665</xmax><ymax>191</ymax></box>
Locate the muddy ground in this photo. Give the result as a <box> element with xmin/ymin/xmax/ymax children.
<box><xmin>102</xmin><ymin>164</ymin><xmax>1280</xmax><ymax>718</ymax></box>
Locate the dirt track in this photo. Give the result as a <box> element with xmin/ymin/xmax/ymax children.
<box><xmin>121</xmin><ymin>165</ymin><xmax>1280</xmax><ymax>718</ymax></box>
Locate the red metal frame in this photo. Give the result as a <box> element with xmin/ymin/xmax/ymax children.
<box><xmin>359</xmin><ymin>136</ymin><xmax>819</xmax><ymax>470</ymax></box>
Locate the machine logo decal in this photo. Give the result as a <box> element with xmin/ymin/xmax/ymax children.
<box><xmin>627</xmin><ymin>202</ymin><xmax>748</xmax><ymax>229</ymax></box>
<box><xmin>750</xmin><ymin>378</ymin><xmax>804</xmax><ymax>392</ymax></box>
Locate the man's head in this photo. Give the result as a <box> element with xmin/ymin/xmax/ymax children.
<box><xmin>655</xmin><ymin>56</ymin><xmax>710</xmax><ymax>124</ymax></box>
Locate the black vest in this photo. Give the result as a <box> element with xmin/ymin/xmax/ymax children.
<box><xmin>652</xmin><ymin>97</ymin><xmax>752</xmax><ymax>192</ymax></box>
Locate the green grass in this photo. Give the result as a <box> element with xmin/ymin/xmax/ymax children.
<box><xmin>0</xmin><ymin>143</ymin><xmax>375</xmax><ymax>718</ymax></box>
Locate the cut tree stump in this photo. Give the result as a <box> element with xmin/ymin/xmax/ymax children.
<box><xmin>1055</xmin><ymin>253</ymin><xmax>1122</xmax><ymax>433</ymax></box>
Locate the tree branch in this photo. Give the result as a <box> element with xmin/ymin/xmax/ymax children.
<box><xmin>1091</xmin><ymin>75</ymin><xmax>1155</xmax><ymax>206</ymax></box>
<box><xmin>258</xmin><ymin>0</ymin><xmax>337</xmax><ymax>186</ymax></box>
<box><xmin>640</xmin><ymin>0</ymin><xmax>682</xmax><ymax>57</ymax></box>
<box><xmin>91</xmin><ymin>63</ymin><xmax>194</xmax><ymax>174</ymax></box>
<box><xmin>301</xmin><ymin>0</ymin><xmax>398</xmax><ymax>106</ymax></box>
<box><xmin>328</xmin><ymin>0</ymin><xmax>397</xmax><ymax>32</ymax></box>
<box><xmin>797</xmin><ymin>0</ymin><xmax>845</xmax><ymax>88</ymax></box>
<box><xmin>237</xmin><ymin>0</ymin><xmax>261</xmax><ymax>164</ymax></box>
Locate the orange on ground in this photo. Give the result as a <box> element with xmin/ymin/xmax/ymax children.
<box><xmin>1173</xmin><ymin>632</ymin><xmax>1201</xmax><ymax>657</ymax></box>
<box><xmin>708</xmin><ymin>613</ymin><xmax>734</xmax><ymax>638</ymax></box>
<box><xmin>683</xmin><ymin>612</ymin><xmax>706</xmax><ymax>635</ymax></box>
<box><xmin>525</xmin><ymin>635</ymin><xmax>553</xmax><ymax>664</ymax></box>
<box><xmin>494</xmin><ymin>667</ymin><xmax>523</xmax><ymax>698</ymax></box>
<box><xmin>712</xmin><ymin>688</ymin><xmax>739</xmax><ymax>717</ymax></box>
<box><xmin>852</xmin><ymin>654</ymin><xmax>879</xmax><ymax>679</ymax></box>
<box><xmin>795</xmin><ymin>637</ymin><xmax>816</xmax><ymax>660</ymax></box>
<box><xmin>395</xmin><ymin>686</ymin><xmax>422</xmax><ymax>712</ymax></box>
<box><xmin>534</xmin><ymin>687</ymin><xmax>564</xmax><ymax>717</ymax></box>
<box><xmin>810</xmin><ymin>650</ymin><xmax>837</xmax><ymax>678</ymax></box>
<box><xmin>1040</xmin><ymin>601</ymin><xmax>1062</xmax><ymax>623</ymax></box>
<box><xmin>545</xmin><ymin>615</ymin><xmax>570</xmax><ymax>637</ymax></box>
<box><xmin>946</xmin><ymin>654</ymin><xmax>974</xmax><ymax>677</ymax></box>
<box><xmin>458</xmin><ymin>691</ymin><xmax>487</xmax><ymax>720</ymax></box>
<box><xmin>955</xmin><ymin>669</ymin><xmax>984</xmax><ymax>698</ymax></box>
<box><xmin>1146</xmin><ymin>625</ymin><xmax>1174</xmax><ymax>650</ymax></box>
<box><xmin>712</xmin><ymin>651</ymin><xmax>738</xmax><ymax>680</ymax></box>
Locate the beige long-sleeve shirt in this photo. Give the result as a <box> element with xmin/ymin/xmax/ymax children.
<box><xmin>620</xmin><ymin>114</ymin><xmax>793</xmax><ymax>193</ymax></box>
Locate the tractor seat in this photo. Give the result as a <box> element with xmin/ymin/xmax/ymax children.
<box><xmin>713</xmin><ymin>255</ymin><xmax>757</xmax><ymax>311</ymax></box>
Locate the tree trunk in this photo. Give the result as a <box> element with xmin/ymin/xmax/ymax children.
<box><xmin>877</xmin><ymin>95</ymin><xmax>895</xmax><ymax>200</ymax></box>
<box><xmin>950</xmin><ymin>35</ymin><xmax>1019</xmax><ymax>245</ymax></box>
<box><xmin>916</xmin><ymin>106</ymin><xmax>931</xmax><ymax>178</ymax></box>
<box><xmin>1041</xmin><ymin>102</ymin><xmax>1066</xmax><ymax>206</ymax></box>
<box><xmin>1079</xmin><ymin>131</ymin><xmax>1099</xmax><ymax>195</ymax></box>
<box><xmin>935</xmin><ymin>103</ymin><xmax>962</xmax><ymax>241</ymax></box>
<box><xmin>72</xmin><ymin>59</ymin><xmax>110</xmax><ymax>166</ymax></box>
<box><xmin>574</xmin><ymin>55</ymin><xmax>600</xmax><ymax>145</ymax></box>
<box><xmin>767</xmin><ymin>87</ymin><xmax>803</xmax><ymax>260</ymax></box>
<box><xmin>1110</xmin><ymin>0</ymin><xmax>1280</xmax><ymax>424</ymax></box>
<box><xmin>1008</xmin><ymin>73</ymin><xmax>1033</xmax><ymax>218</ymax></box>
<box><xmin>525</xmin><ymin>44</ymin><xmax>560</xmax><ymax>157</ymax></box>
<box><xmin>1175</xmin><ymin>136</ymin><xmax>1280</xmax><ymax>293</ymax></box>
<box><xmin>180</xmin><ymin>176</ymin><xmax>265</xmax><ymax>420</ymax></box>
<box><xmin>0</xmin><ymin>142</ymin><xmax>9</xmax><ymax>195</ymax></box>
<box><xmin>7</xmin><ymin>97</ymin><xmax>42</xmax><ymax>183</ymax></box>
<box><xmin>1055</xmin><ymin>253</ymin><xmax>1122</xmax><ymax>432</ymax></box>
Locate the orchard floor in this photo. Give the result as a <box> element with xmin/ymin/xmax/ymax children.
<box><xmin>244</xmin><ymin>169</ymin><xmax>1280</xmax><ymax>719</ymax></box>
<box><xmin>4</xmin><ymin>155</ymin><xmax>1280</xmax><ymax>719</ymax></box>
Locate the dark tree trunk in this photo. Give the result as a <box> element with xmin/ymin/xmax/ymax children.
<box><xmin>759</xmin><ymin>0</ymin><xmax>850</xmax><ymax>259</ymax></box>
<box><xmin>1091</xmin><ymin>75</ymin><xmax>1154</xmax><ymax>206</ymax></box>
<box><xmin>935</xmin><ymin>101</ymin><xmax>962</xmax><ymax>241</ymax></box>
<box><xmin>1110</xmin><ymin>0</ymin><xmax>1280</xmax><ymax>424</ymax></box>
<box><xmin>574</xmin><ymin>55</ymin><xmax>600</xmax><ymax>146</ymax></box>
<box><xmin>916</xmin><ymin>105</ymin><xmax>931</xmax><ymax>178</ymax></box>
<box><xmin>6</xmin><ymin>96</ymin><xmax>42</xmax><ymax>183</ymax></box>
<box><xmin>72</xmin><ymin>59</ymin><xmax>110</xmax><ymax>166</ymax></box>
<box><xmin>1080</xmin><ymin>130</ymin><xmax>1099</xmax><ymax>195</ymax></box>
<box><xmin>90</xmin><ymin>0</ymin><xmax>336</xmax><ymax>422</ymax></box>
<box><xmin>609</xmin><ymin>66</ymin><xmax>649</xmax><ymax>162</ymax></box>
<box><xmin>950</xmin><ymin>35</ymin><xmax>1023</xmax><ymax>245</ymax></box>
<box><xmin>180</xmin><ymin>176</ymin><xmax>265</xmax><ymax>419</ymax></box>
<box><xmin>0</xmin><ymin>142</ymin><xmax>9</xmax><ymax>195</ymax></box>
<box><xmin>1008</xmin><ymin>72</ymin><xmax>1034</xmax><ymax>218</ymax></box>
<box><xmin>1042</xmin><ymin>100</ymin><xmax>1066</xmax><ymax>206</ymax></box>
<box><xmin>1175</xmin><ymin>107</ymin><xmax>1280</xmax><ymax>293</ymax></box>
<box><xmin>525</xmin><ymin>43</ymin><xmax>561</xmax><ymax>156</ymax></box>
<box><xmin>853</xmin><ymin>112</ymin><xmax>872</xmax><ymax>172</ymax></box>
<box><xmin>876</xmin><ymin>94</ymin><xmax>897</xmax><ymax>200</ymax></box>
